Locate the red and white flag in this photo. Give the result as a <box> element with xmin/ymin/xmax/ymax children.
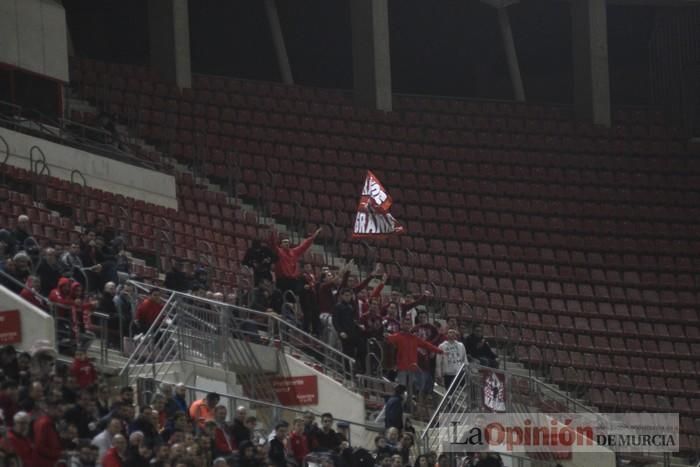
<box><xmin>352</xmin><ymin>171</ymin><xmax>405</xmax><ymax>238</ymax></box>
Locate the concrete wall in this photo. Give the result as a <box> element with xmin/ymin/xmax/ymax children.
<box><xmin>0</xmin><ymin>0</ymin><xmax>69</xmax><ymax>82</ymax></box>
<box><xmin>0</xmin><ymin>127</ymin><xmax>178</xmax><ymax>209</ymax></box>
<box><xmin>284</xmin><ymin>355</ymin><xmax>367</xmax><ymax>444</ymax></box>
<box><xmin>0</xmin><ymin>285</ymin><xmax>55</xmax><ymax>352</ymax></box>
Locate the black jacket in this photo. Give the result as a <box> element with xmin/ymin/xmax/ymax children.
<box><xmin>231</xmin><ymin>418</ymin><xmax>251</xmax><ymax>444</ymax></box>
<box><xmin>269</xmin><ymin>437</ymin><xmax>287</xmax><ymax>467</ymax></box>
<box><xmin>164</xmin><ymin>270</ymin><xmax>190</xmax><ymax>292</ymax></box>
<box><xmin>333</xmin><ymin>301</ymin><xmax>358</xmax><ymax>338</ymax></box>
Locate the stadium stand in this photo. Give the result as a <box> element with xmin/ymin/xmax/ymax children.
<box><xmin>1</xmin><ymin>52</ymin><xmax>699</xmax><ymax>464</ymax></box>
<box><xmin>57</xmin><ymin>56</ymin><xmax>700</xmax><ymax>450</ymax></box>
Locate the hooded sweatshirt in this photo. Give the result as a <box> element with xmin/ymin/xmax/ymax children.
<box><xmin>48</xmin><ymin>277</ymin><xmax>74</xmax><ymax>317</ymax></box>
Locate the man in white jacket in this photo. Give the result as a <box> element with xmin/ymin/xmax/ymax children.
<box><xmin>436</xmin><ymin>329</ymin><xmax>467</xmax><ymax>391</ymax></box>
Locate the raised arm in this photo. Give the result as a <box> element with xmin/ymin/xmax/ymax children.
<box><xmin>418</xmin><ymin>337</ymin><xmax>443</xmax><ymax>354</ymax></box>
<box><xmin>290</xmin><ymin>228</ymin><xmax>322</xmax><ymax>257</ymax></box>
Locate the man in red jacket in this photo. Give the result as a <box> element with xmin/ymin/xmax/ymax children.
<box><xmin>271</xmin><ymin>228</ymin><xmax>322</xmax><ymax>294</ymax></box>
<box><xmin>134</xmin><ymin>288</ymin><xmax>164</xmax><ymax>333</ymax></box>
<box><xmin>386</xmin><ymin>318</ymin><xmax>443</xmax><ymax>414</ymax></box>
<box><xmin>101</xmin><ymin>433</ymin><xmax>127</xmax><ymax>467</ymax></box>
<box><xmin>32</xmin><ymin>399</ymin><xmax>64</xmax><ymax>467</ymax></box>
<box><xmin>5</xmin><ymin>411</ymin><xmax>33</xmax><ymax>466</ymax></box>
<box><xmin>70</xmin><ymin>348</ymin><xmax>97</xmax><ymax>389</ymax></box>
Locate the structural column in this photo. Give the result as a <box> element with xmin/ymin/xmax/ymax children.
<box><xmin>571</xmin><ymin>0</ymin><xmax>611</xmax><ymax>126</ymax></box>
<box><xmin>497</xmin><ymin>7</ymin><xmax>526</xmax><ymax>102</ymax></box>
<box><xmin>350</xmin><ymin>0</ymin><xmax>393</xmax><ymax>112</ymax></box>
<box><xmin>264</xmin><ymin>0</ymin><xmax>294</xmax><ymax>85</ymax></box>
<box><xmin>148</xmin><ymin>0</ymin><xmax>192</xmax><ymax>88</ymax></box>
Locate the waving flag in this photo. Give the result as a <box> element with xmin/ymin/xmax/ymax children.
<box><xmin>352</xmin><ymin>171</ymin><xmax>405</xmax><ymax>238</ymax></box>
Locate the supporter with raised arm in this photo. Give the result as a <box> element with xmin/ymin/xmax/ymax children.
<box><xmin>412</xmin><ymin>311</ymin><xmax>443</xmax><ymax>418</ymax></box>
<box><xmin>270</xmin><ymin>228</ymin><xmax>322</xmax><ymax>294</ymax></box>
<box><xmin>386</xmin><ymin>318</ymin><xmax>443</xmax><ymax>413</ymax></box>
<box><xmin>382</xmin><ymin>290</ymin><xmax>431</xmax><ymax>324</ymax></box>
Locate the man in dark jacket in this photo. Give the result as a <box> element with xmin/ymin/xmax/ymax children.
<box><xmin>99</xmin><ymin>281</ymin><xmax>120</xmax><ymax>347</ymax></box>
<box><xmin>164</xmin><ymin>260</ymin><xmax>190</xmax><ymax>292</ymax></box>
<box><xmin>333</xmin><ymin>288</ymin><xmax>366</xmax><ymax>374</ymax></box>
<box><xmin>268</xmin><ymin>422</ymin><xmax>288</xmax><ymax>467</ymax></box>
<box><xmin>243</xmin><ymin>239</ymin><xmax>278</xmax><ymax>286</ymax></box>
<box><xmin>64</xmin><ymin>390</ymin><xmax>97</xmax><ymax>439</ymax></box>
<box><xmin>463</xmin><ymin>325</ymin><xmax>498</xmax><ymax>368</ymax></box>
<box><xmin>231</xmin><ymin>405</ymin><xmax>251</xmax><ymax>444</ymax></box>
<box><xmin>310</xmin><ymin>413</ymin><xmax>340</xmax><ymax>453</ymax></box>
<box><xmin>384</xmin><ymin>385</ymin><xmax>405</xmax><ymax>430</ymax></box>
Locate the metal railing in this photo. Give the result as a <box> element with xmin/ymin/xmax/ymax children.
<box><xmin>134</xmin><ymin>378</ymin><xmax>382</xmax><ymax>447</ymax></box>
<box><xmin>119</xmin><ymin>281</ymin><xmax>357</xmax><ymax>389</ymax></box>
<box><xmin>420</xmin><ymin>361</ymin><xmax>613</xmax><ymax>463</ymax></box>
<box><xmin>0</xmin><ymin>100</ymin><xmax>166</xmax><ymax>172</ymax></box>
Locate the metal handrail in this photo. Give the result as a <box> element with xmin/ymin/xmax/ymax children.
<box><xmin>140</xmin><ymin>380</ymin><xmax>382</xmax><ymax>434</ymax></box>
<box><xmin>0</xmin><ymin>100</ymin><xmax>165</xmax><ymax>172</ymax></box>
<box><xmin>123</xmin><ymin>281</ymin><xmax>357</xmax><ymax>385</ymax></box>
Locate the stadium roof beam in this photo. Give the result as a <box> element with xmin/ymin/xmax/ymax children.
<box><xmin>478</xmin><ymin>0</ymin><xmax>526</xmax><ymax>102</ymax></box>
<box><xmin>148</xmin><ymin>0</ymin><xmax>192</xmax><ymax>88</ymax></box>
<box><xmin>350</xmin><ymin>0</ymin><xmax>393</xmax><ymax>111</ymax></box>
<box><xmin>572</xmin><ymin>0</ymin><xmax>611</xmax><ymax>126</ymax></box>
<box><xmin>264</xmin><ymin>0</ymin><xmax>294</xmax><ymax>85</ymax></box>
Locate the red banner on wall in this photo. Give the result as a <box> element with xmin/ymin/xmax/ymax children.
<box><xmin>0</xmin><ymin>310</ymin><xmax>21</xmax><ymax>344</ymax></box>
<box><xmin>270</xmin><ymin>376</ymin><xmax>318</xmax><ymax>406</ymax></box>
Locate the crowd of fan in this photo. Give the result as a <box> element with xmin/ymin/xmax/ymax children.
<box><xmin>0</xmin><ymin>216</ymin><xmax>506</xmax><ymax>466</ymax></box>
<box><xmin>0</xmin><ymin>213</ymin><xmax>219</xmax><ymax>351</ymax></box>
<box><xmin>0</xmin><ymin>342</ymin><xmax>504</xmax><ymax>467</ymax></box>
<box><xmin>238</xmin><ymin>232</ymin><xmax>499</xmax><ymax>418</ymax></box>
